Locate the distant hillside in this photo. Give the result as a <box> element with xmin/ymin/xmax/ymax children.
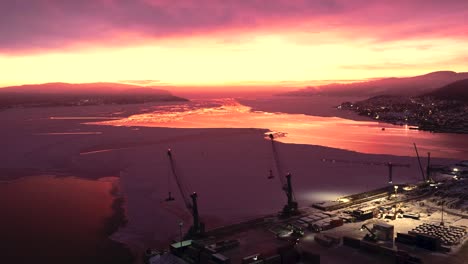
<box><xmin>0</xmin><ymin>82</ymin><xmax>187</xmax><ymax>109</ymax></box>
<box><xmin>423</xmin><ymin>79</ymin><xmax>468</xmax><ymax>102</ymax></box>
<box><xmin>338</xmin><ymin>78</ymin><xmax>468</xmax><ymax>134</ymax></box>
<box><xmin>0</xmin><ymin>82</ymin><xmax>171</xmax><ymax>95</ymax></box>
<box><xmin>284</xmin><ymin>71</ymin><xmax>468</xmax><ymax>97</ymax></box>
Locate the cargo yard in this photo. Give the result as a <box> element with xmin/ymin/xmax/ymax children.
<box><xmin>146</xmin><ymin>136</ymin><xmax>468</xmax><ymax>264</ymax></box>
<box><xmin>147</xmin><ymin>174</ymin><xmax>468</xmax><ymax>264</ymax></box>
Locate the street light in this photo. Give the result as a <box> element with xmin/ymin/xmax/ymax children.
<box><xmin>394</xmin><ymin>185</ymin><xmax>399</xmax><ymax>198</ymax></box>
<box><xmin>179</xmin><ymin>222</ymin><xmax>183</xmax><ymax>247</ymax></box>
<box><xmin>440</xmin><ymin>204</ymin><xmax>444</xmax><ymax>226</ymax></box>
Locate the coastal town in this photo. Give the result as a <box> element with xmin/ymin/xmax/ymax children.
<box><xmin>339</xmin><ymin>96</ymin><xmax>468</xmax><ymax>134</ymax></box>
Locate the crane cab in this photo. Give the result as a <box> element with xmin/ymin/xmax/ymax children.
<box><xmin>268</xmin><ymin>169</ymin><xmax>274</xmax><ymax>179</ymax></box>
<box><xmin>165</xmin><ymin>191</ymin><xmax>175</xmax><ymax>202</ymax></box>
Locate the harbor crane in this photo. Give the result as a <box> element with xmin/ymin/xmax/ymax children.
<box><xmin>166</xmin><ymin>149</ymin><xmax>205</xmax><ymax>238</ymax></box>
<box><xmin>268</xmin><ymin>134</ymin><xmax>298</xmax><ymax>216</ymax></box>
<box><xmin>321</xmin><ymin>158</ymin><xmax>410</xmax><ymax>184</ymax></box>
<box><xmin>413</xmin><ymin>142</ymin><xmax>434</xmax><ymax>183</ymax></box>
<box><xmin>360</xmin><ymin>224</ymin><xmax>377</xmax><ymax>242</ymax></box>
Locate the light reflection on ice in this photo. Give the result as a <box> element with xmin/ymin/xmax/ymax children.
<box><xmin>49</xmin><ymin>116</ymin><xmax>120</xmax><ymax>120</ymax></box>
<box><xmin>34</xmin><ymin>132</ymin><xmax>103</xmax><ymax>135</ymax></box>
<box><xmin>298</xmin><ymin>191</ymin><xmax>348</xmax><ymax>202</ymax></box>
<box><xmin>91</xmin><ymin>98</ymin><xmax>468</xmax><ymax>159</ymax></box>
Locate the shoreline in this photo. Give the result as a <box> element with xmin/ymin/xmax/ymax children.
<box><xmin>241</xmin><ymin>95</ymin><xmax>468</xmax><ymax>135</ymax></box>
<box><xmin>1</xmin><ymin>175</ymin><xmax>136</xmax><ymax>263</ymax></box>
<box><xmin>340</xmin><ymin>108</ymin><xmax>468</xmax><ymax>135</ymax></box>
<box><xmin>238</xmin><ymin>95</ymin><xmax>371</xmax><ymax>122</ymax></box>
<box><xmin>0</xmin><ymin>175</ymin><xmax>134</xmax><ymax>264</ymax></box>
<box><xmin>103</xmin><ymin>178</ymin><xmax>136</xmax><ymax>264</ymax></box>
<box><xmin>1</xmin><ymin>98</ymin><xmax>466</xmax><ymax>263</ymax></box>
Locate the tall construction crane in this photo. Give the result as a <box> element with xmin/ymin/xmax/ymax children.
<box><xmin>166</xmin><ymin>149</ymin><xmax>205</xmax><ymax>238</ymax></box>
<box><xmin>321</xmin><ymin>158</ymin><xmax>410</xmax><ymax>184</ymax></box>
<box><xmin>413</xmin><ymin>142</ymin><xmax>434</xmax><ymax>183</ymax></box>
<box><xmin>268</xmin><ymin>134</ymin><xmax>298</xmax><ymax>216</ymax></box>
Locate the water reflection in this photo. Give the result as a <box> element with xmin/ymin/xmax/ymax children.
<box><xmin>34</xmin><ymin>132</ymin><xmax>103</xmax><ymax>135</ymax></box>
<box><xmin>49</xmin><ymin>116</ymin><xmax>120</xmax><ymax>120</ymax></box>
<box><xmin>0</xmin><ymin>176</ymin><xmax>132</xmax><ymax>264</ymax></box>
<box><xmin>95</xmin><ymin>98</ymin><xmax>468</xmax><ymax>159</ymax></box>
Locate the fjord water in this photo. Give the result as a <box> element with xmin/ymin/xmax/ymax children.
<box><xmin>97</xmin><ymin>98</ymin><xmax>468</xmax><ymax>160</ymax></box>
<box><xmin>0</xmin><ymin>176</ymin><xmax>132</xmax><ymax>264</ymax></box>
<box><xmin>2</xmin><ymin>97</ymin><xmax>466</xmax><ymax>263</ymax></box>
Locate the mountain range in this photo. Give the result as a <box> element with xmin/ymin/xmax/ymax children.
<box><xmin>0</xmin><ymin>82</ymin><xmax>187</xmax><ymax>109</ymax></box>
<box><xmin>284</xmin><ymin>71</ymin><xmax>468</xmax><ymax>97</ymax></box>
<box><xmin>424</xmin><ymin>78</ymin><xmax>468</xmax><ymax>102</ymax></box>
<box><xmin>0</xmin><ymin>82</ymin><xmax>172</xmax><ymax>95</ymax></box>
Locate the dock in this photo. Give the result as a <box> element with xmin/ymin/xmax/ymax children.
<box><xmin>147</xmin><ymin>177</ymin><xmax>468</xmax><ymax>264</ymax></box>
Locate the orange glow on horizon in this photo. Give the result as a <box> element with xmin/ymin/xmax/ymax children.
<box><xmin>1</xmin><ymin>32</ymin><xmax>467</xmax><ymax>89</ymax></box>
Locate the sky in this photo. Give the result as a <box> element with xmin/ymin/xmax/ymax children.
<box><xmin>1</xmin><ymin>0</ymin><xmax>468</xmax><ymax>89</ymax></box>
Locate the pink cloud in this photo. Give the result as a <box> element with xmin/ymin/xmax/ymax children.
<box><xmin>1</xmin><ymin>0</ymin><xmax>467</xmax><ymax>54</ymax></box>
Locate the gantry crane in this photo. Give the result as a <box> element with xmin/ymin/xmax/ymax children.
<box><xmin>268</xmin><ymin>134</ymin><xmax>298</xmax><ymax>216</ymax></box>
<box><xmin>166</xmin><ymin>149</ymin><xmax>205</xmax><ymax>238</ymax></box>
<box><xmin>321</xmin><ymin>158</ymin><xmax>410</xmax><ymax>184</ymax></box>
